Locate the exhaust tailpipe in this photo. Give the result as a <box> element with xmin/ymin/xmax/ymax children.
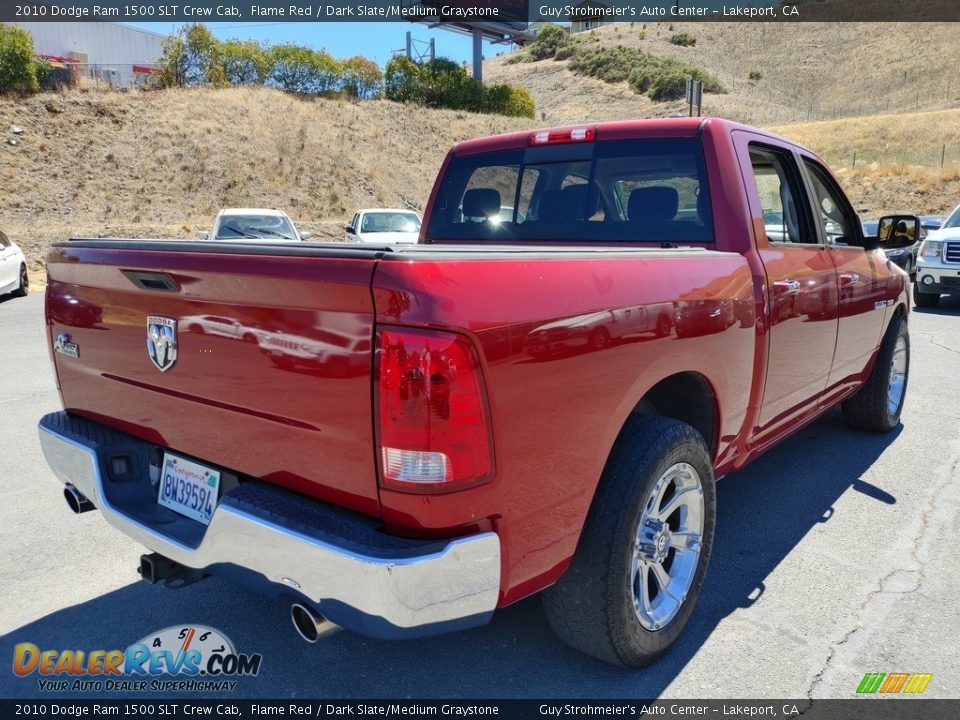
<box><xmin>64</xmin><ymin>485</ymin><xmax>94</xmax><ymax>514</ymax></box>
<box><xmin>291</xmin><ymin>603</ymin><xmax>341</xmax><ymax>643</ymax></box>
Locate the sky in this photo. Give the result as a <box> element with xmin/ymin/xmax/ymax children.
<box><xmin>123</xmin><ymin>22</ymin><xmax>512</xmax><ymax>67</ymax></box>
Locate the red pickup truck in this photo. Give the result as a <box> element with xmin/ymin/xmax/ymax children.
<box><xmin>39</xmin><ymin>118</ymin><xmax>909</xmax><ymax>667</ymax></box>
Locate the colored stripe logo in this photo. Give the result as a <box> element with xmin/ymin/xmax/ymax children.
<box><xmin>857</xmin><ymin>672</ymin><xmax>933</xmax><ymax>694</ymax></box>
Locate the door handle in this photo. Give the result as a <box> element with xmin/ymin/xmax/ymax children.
<box><xmin>839</xmin><ymin>273</ymin><xmax>861</xmax><ymax>286</ymax></box>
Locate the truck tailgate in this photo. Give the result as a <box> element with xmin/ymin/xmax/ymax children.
<box><xmin>45</xmin><ymin>241</ymin><xmax>383</xmax><ymax>518</ymax></box>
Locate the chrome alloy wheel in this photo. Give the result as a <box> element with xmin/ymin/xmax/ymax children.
<box><xmin>887</xmin><ymin>334</ymin><xmax>908</xmax><ymax>416</ymax></box>
<box><xmin>630</xmin><ymin>462</ymin><xmax>704</xmax><ymax>631</ymax></box>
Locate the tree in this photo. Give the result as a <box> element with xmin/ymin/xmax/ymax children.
<box><xmin>269</xmin><ymin>44</ymin><xmax>320</xmax><ymax>93</ymax></box>
<box><xmin>343</xmin><ymin>55</ymin><xmax>383</xmax><ymax>99</ymax></box>
<box><xmin>221</xmin><ymin>39</ymin><xmax>269</xmax><ymax>85</ymax></box>
<box><xmin>158</xmin><ymin>24</ymin><xmax>225</xmax><ymax>87</ymax></box>
<box><xmin>312</xmin><ymin>50</ymin><xmax>344</xmax><ymax>95</ymax></box>
<box><xmin>0</xmin><ymin>24</ymin><xmax>41</xmax><ymax>93</ymax></box>
<box><xmin>384</xmin><ymin>56</ymin><xmax>421</xmax><ymax>103</ymax></box>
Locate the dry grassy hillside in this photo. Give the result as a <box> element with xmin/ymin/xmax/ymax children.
<box><xmin>772</xmin><ymin>111</ymin><xmax>960</xmax><ymax>217</ymax></box>
<box><xmin>0</xmin><ymin>87</ymin><xmax>529</xmax><ymax>274</ymax></box>
<box><xmin>487</xmin><ymin>21</ymin><xmax>960</xmax><ymax>127</ymax></box>
<box><xmin>3</xmin><ymin>85</ymin><xmax>960</xmax><ymax>283</ymax></box>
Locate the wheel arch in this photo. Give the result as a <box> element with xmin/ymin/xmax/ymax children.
<box><xmin>626</xmin><ymin>371</ymin><xmax>720</xmax><ymax>460</ymax></box>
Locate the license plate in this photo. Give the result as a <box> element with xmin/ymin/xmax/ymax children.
<box><xmin>157</xmin><ymin>453</ymin><xmax>220</xmax><ymax>525</ymax></box>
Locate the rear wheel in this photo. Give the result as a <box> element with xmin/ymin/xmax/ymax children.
<box><xmin>13</xmin><ymin>264</ymin><xmax>28</xmax><ymax>297</ymax></box>
<box><xmin>543</xmin><ymin>415</ymin><xmax>716</xmax><ymax>667</ymax></box>
<box><xmin>913</xmin><ymin>284</ymin><xmax>939</xmax><ymax>308</ymax></box>
<box><xmin>842</xmin><ymin>313</ymin><xmax>909</xmax><ymax>432</ymax></box>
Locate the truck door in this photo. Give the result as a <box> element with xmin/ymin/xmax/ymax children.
<box><xmin>738</xmin><ymin>140</ymin><xmax>840</xmax><ymax>433</ymax></box>
<box><xmin>800</xmin><ymin>157</ymin><xmax>889</xmax><ymax>392</ymax></box>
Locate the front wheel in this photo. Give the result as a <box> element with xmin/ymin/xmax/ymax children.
<box><xmin>13</xmin><ymin>264</ymin><xmax>28</xmax><ymax>297</ymax></box>
<box><xmin>842</xmin><ymin>313</ymin><xmax>909</xmax><ymax>432</ymax></box>
<box><xmin>913</xmin><ymin>284</ymin><xmax>939</xmax><ymax>308</ymax></box>
<box><xmin>543</xmin><ymin>415</ymin><xmax>716</xmax><ymax>667</ymax></box>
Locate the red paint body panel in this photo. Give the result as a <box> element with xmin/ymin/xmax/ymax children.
<box><xmin>373</xmin><ymin>251</ymin><xmax>756</xmax><ymax>602</ymax></box>
<box><xmin>44</xmin><ymin>118</ymin><xmax>908</xmax><ymax>610</ymax></box>
<box><xmin>46</xmin><ymin>246</ymin><xmax>381</xmax><ymax>517</ymax></box>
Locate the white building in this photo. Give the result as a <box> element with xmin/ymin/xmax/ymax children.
<box><xmin>8</xmin><ymin>22</ymin><xmax>167</xmax><ymax>87</ymax></box>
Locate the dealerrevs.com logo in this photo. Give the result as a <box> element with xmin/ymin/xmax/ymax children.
<box><xmin>12</xmin><ymin>625</ymin><xmax>262</xmax><ymax>692</ymax></box>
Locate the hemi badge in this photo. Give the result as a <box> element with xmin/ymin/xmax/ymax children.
<box><xmin>54</xmin><ymin>333</ymin><xmax>79</xmax><ymax>358</ymax></box>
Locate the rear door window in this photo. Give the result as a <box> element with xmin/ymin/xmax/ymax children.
<box><xmin>426</xmin><ymin>139</ymin><xmax>713</xmax><ymax>244</ymax></box>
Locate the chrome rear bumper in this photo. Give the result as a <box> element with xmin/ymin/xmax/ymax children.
<box><xmin>38</xmin><ymin>412</ymin><xmax>500</xmax><ymax>638</ymax></box>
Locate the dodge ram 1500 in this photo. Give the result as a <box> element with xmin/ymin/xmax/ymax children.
<box><xmin>38</xmin><ymin>118</ymin><xmax>909</xmax><ymax>667</ymax></box>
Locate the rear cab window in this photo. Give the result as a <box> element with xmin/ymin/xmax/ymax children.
<box><xmin>426</xmin><ymin>138</ymin><xmax>713</xmax><ymax>244</ymax></box>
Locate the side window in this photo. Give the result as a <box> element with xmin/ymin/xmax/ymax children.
<box><xmin>350</xmin><ymin>214</ymin><xmax>359</xmax><ymax>230</ymax></box>
<box><xmin>802</xmin><ymin>159</ymin><xmax>859</xmax><ymax>245</ymax></box>
<box><xmin>748</xmin><ymin>144</ymin><xmax>816</xmax><ymax>245</ymax></box>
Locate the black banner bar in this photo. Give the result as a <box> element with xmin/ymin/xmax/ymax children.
<box><xmin>1</xmin><ymin>700</ymin><xmax>959</xmax><ymax>719</ymax></box>
<box><xmin>6</xmin><ymin>1</ymin><xmax>960</xmax><ymax>23</ymax></box>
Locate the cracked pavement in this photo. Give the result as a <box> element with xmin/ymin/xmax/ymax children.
<box><xmin>1</xmin><ymin>290</ymin><xmax>958</xmax><ymax>699</ymax></box>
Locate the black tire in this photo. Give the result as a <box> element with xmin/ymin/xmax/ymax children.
<box><xmin>655</xmin><ymin>314</ymin><xmax>671</xmax><ymax>338</ymax></box>
<box><xmin>12</xmin><ymin>264</ymin><xmax>28</xmax><ymax>297</ymax></box>
<box><xmin>542</xmin><ymin>415</ymin><xmax>716</xmax><ymax>667</ymax></box>
<box><xmin>913</xmin><ymin>284</ymin><xmax>939</xmax><ymax>308</ymax></box>
<box><xmin>589</xmin><ymin>328</ymin><xmax>611</xmax><ymax>350</ymax></box>
<box><xmin>841</xmin><ymin>312</ymin><xmax>909</xmax><ymax>433</ymax></box>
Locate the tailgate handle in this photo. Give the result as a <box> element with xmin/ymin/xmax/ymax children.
<box><xmin>121</xmin><ymin>270</ymin><xmax>180</xmax><ymax>292</ymax></box>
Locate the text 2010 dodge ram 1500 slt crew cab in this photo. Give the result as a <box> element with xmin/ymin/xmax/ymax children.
<box><xmin>38</xmin><ymin>118</ymin><xmax>909</xmax><ymax>667</ymax></box>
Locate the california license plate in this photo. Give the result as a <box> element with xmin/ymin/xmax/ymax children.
<box><xmin>157</xmin><ymin>453</ymin><xmax>220</xmax><ymax>525</ymax></box>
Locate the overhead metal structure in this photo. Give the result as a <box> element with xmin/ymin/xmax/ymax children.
<box><xmin>401</xmin><ymin>1</ymin><xmax>535</xmax><ymax>81</ymax></box>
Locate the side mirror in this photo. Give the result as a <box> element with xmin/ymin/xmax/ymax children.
<box><xmin>197</xmin><ymin>231</ymin><xmax>209</xmax><ymax>241</ymax></box>
<box><xmin>300</xmin><ymin>231</ymin><xmax>312</xmax><ymax>241</ymax></box>
<box><xmin>345</xmin><ymin>225</ymin><xmax>355</xmax><ymax>234</ymax></box>
<box><xmin>877</xmin><ymin>214</ymin><xmax>920</xmax><ymax>249</ymax></box>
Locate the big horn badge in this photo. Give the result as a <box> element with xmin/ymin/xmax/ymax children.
<box><xmin>147</xmin><ymin>316</ymin><xmax>178</xmax><ymax>372</ymax></box>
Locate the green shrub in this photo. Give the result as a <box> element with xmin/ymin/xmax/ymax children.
<box><xmin>385</xmin><ymin>56</ymin><xmax>532</xmax><ymax>118</ymax></box>
<box><xmin>484</xmin><ymin>83</ymin><xmax>535</xmax><ymax>118</ymax></box>
<box><xmin>0</xmin><ymin>24</ymin><xmax>41</xmax><ymax>93</ymax></box>
<box><xmin>748</xmin><ymin>70</ymin><xmax>762</xmax><ymax>81</ymax></box>
<box><xmin>669</xmin><ymin>32</ymin><xmax>696</xmax><ymax>47</ymax></box>
<box><xmin>523</xmin><ymin>24</ymin><xmax>576</xmax><ymax>62</ymax></box>
<box><xmin>567</xmin><ymin>45</ymin><xmax>638</xmax><ymax>84</ymax></box>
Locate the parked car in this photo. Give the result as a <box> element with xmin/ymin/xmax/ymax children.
<box><xmin>861</xmin><ymin>219</ymin><xmax>879</xmax><ymax>236</ymax></box>
<box><xmin>914</xmin><ymin>202</ymin><xmax>960</xmax><ymax>307</ymax></box>
<box><xmin>38</xmin><ymin>118</ymin><xmax>909</xmax><ymax>668</ymax></box>
<box><xmin>198</xmin><ymin>208</ymin><xmax>309</xmax><ymax>242</ymax></box>
<box><xmin>875</xmin><ymin>215</ymin><xmax>926</xmax><ymax>280</ymax></box>
<box><xmin>180</xmin><ymin>315</ymin><xmax>261</xmax><ymax>343</ymax></box>
<box><xmin>345</xmin><ymin>209</ymin><xmax>421</xmax><ymax>244</ymax></box>
<box><xmin>0</xmin><ymin>230</ymin><xmax>28</xmax><ymax>298</ymax></box>
<box><xmin>919</xmin><ymin>215</ymin><xmax>944</xmax><ymax>231</ymax></box>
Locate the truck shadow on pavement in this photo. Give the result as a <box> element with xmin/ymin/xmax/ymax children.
<box><xmin>0</xmin><ymin>412</ymin><xmax>902</xmax><ymax>699</ymax></box>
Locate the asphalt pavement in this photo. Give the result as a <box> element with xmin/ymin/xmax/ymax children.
<box><xmin>0</xmin><ymin>289</ymin><xmax>957</xmax><ymax>699</ymax></box>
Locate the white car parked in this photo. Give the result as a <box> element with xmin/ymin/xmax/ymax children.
<box><xmin>198</xmin><ymin>208</ymin><xmax>310</xmax><ymax>242</ymax></box>
<box><xmin>345</xmin><ymin>209</ymin><xmax>421</xmax><ymax>244</ymax></box>
<box><xmin>0</xmin><ymin>230</ymin><xmax>28</xmax><ymax>298</ymax></box>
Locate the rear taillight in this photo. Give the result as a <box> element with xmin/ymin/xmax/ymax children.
<box><xmin>376</xmin><ymin>327</ymin><xmax>494</xmax><ymax>494</ymax></box>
